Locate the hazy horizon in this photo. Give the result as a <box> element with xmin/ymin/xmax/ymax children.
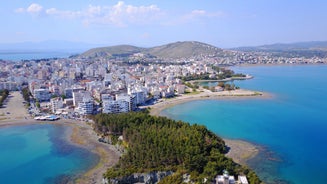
<box><xmin>1</xmin><ymin>40</ymin><xmax>327</xmax><ymax>52</ymax></box>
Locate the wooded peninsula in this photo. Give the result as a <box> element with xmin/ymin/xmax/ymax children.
<box><xmin>92</xmin><ymin>111</ymin><xmax>262</xmax><ymax>184</ymax></box>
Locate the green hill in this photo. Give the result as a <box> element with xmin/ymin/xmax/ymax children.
<box><xmin>79</xmin><ymin>41</ymin><xmax>223</xmax><ymax>59</ymax></box>
<box><xmin>80</xmin><ymin>45</ymin><xmax>145</xmax><ymax>58</ymax></box>
<box><xmin>147</xmin><ymin>41</ymin><xmax>223</xmax><ymax>59</ymax></box>
<box><xmin>93</xmin><ymin>112</ymin><xmax>261</xmax><ymax>183</ymax></box>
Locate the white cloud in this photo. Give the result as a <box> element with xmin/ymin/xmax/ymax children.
<box><xmin>83</xmin><ymin>1</ymin><xmax>162</xmax><ymax>27</ymax></box>
<box><xmin>191</xmin><ymin>10</ymin><xmax>207</xmax><ymax>16</ymax></box>
<box><xmin>27</xmin><ymin>3</ymin><xmax>43</xmax><ymax>14</ymax></box>
<box><xmin>15</xmin><ymin>3</ymin><xmax>44</xmax><ymax>16</ymax></box>
<box><xmin>46</xmin><ymin>8</ymin><xmax>82</xmax><ymax>19</ymax></box>
<box><xmin>15</xmin><ymin>1</ymin><xmax>162</xmax><ymax>27</ymax></box>
<box><xmin>187</xmin><ymin>9</ymin><xmax>225</xmax><ymax>20</ymax></box>
<box><xmin>15</xmin><ymin>2</ymin><xmax>223</xmax><ymax>27</ymax></box>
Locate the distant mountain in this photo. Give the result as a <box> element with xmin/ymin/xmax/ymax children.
<box><xmin>80</xmin><ymin>45</ymin><xmax>145</xmax><ymax>58</ymax></box>
<box><xmin>80</xmin><ymin>41</ymin><xmax>223</xmax><ymax>59</ymax></box>
<box><xmin>0</xmin><ymin>40</ymin><xmax>103</xmax><ymax>52</ymax></box>
<box><xmin>233</xmin><ymin>41</ymin><xmax>327</xmax><ymax>52</ymax></box>
<box><xmin>147</xmin><ymin>41</ymin><xmax>223</xmax><ymax>59</ymax></box>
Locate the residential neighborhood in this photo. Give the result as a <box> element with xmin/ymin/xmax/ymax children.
<box><xmin>1</xmin><ymin>42</ymin><xmax>326</xmax><ymax>119</ymax></box>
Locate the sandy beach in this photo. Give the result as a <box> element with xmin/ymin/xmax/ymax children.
<box><xmin>148</xmin><ymin>89</ymin><xmax>270</xmax><ymax>116</ymax></box>
<box><xmin>0</xmin><ymin>91</ymin><xmax>121</xmax><ymax>184</ymax></box>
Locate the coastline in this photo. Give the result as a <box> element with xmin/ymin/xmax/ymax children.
<box><xmin>189</xmin><ymin>75</ymin><xmax>253</xmax><ymax>83</ymax></box>
<box><xmin>63</xmin><ymin>119</ymin><xmax>121</xmax><ymax>184</ymax></box>
<box><xmin>224</xmin><ymin>139</ymin><xmax>259</xmax><ymax>165</ymax></box>
<box><xmin>1</xmin><ymin>89</ymin><xmax>265</xmax><ymax>182</ymax></box>
<box><xmin>0</xmin><ymin>119</ymin><xmax>121</xmax><ymax>184</ymax></box>
<box><xmin>147</xmin><ymin>89</ymin><xmax>267</xmax><ymax>165</ymax></box>
<box><xmin>148</xmin><ymin>89</ymin><xmax>271</xmax><ymax>117</ymax></box>
<box><xmin>0</xmin><ymin>92</ymin><xmax>121</xmax><ymax>184</ymax></box>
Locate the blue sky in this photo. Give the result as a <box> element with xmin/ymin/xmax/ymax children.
<box><xmin>1</xmin><ymin>0</ymin><xmax>327</xmax><ymax>48</ymax></box>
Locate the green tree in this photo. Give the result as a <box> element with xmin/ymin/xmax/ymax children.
<box><xmin>92</xmin><ymin>112</ymin><xmax>261</xmax><ymax>183</ymax></box>
<box><xmin>36</xmin><ymin>100</ymin><xmax>40</xmax><ymax>108</ymax></box>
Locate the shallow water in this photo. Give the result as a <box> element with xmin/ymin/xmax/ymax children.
<box><xmin>0</xmin><ymin>124</ymin><xmax>99</xmax><ymax>184</ymax></box>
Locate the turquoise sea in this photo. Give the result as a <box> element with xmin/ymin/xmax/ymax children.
<box><xmin>162</xmin><ymin>65</ymin><xmax>327</xmax><ymax>184</ymax></box>
<box><xmin>0</xmin><ymin>124</ymin><xmax>99</xmax><ymax>184</ymax></box>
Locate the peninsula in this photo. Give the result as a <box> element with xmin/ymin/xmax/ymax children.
<box><xmin>0</xmin><ymin>88</ymin><xmax>264</xmax><ymax>183</ymax></box>
<box><xmin>0</xmin><ymin>41</ymin><xmax>272</xmax><ymax>183</ymax></box>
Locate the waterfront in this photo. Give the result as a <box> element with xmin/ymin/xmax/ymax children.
<box><xmin>161</xmin><ymin>65</ymin><xmax>327</xmax><ymax>184</ymax></box>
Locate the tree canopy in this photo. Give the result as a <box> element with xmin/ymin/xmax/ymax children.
<box><xmin>0</xmin><ymin>89</ymin><xmax>9</xmax><ymax>108</ymax></box>
<box><xmin>93</xmin><ymin>112</ymin><xmax>261</xmax><ymax>183</ymax></box>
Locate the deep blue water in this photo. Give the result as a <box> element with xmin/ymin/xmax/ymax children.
<box><xmin>162</xmin><ymin>65</ymin><xmax>327</xmax><ymax>184</ymax></box>
<box><xmin>0</xmin><ymin>124</ymin><xmax>99</xmax><ymax>184</ymax></box>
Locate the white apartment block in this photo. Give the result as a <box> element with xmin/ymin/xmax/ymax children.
<box><xmin>102</xmin><ymin>99</ymin><xmax>129</xmax><ymax>114</ymax></box>
<box><xmin>72</xmin><ymin>90</ymin><xmax>91</xmax><ymax>107</ymax></box>
<box><xmin>116</xmin><ymin>93</ymin><xmax>136</xmax><ymax>111</ymax></box>
<box><xmin>128</xmin><ymin>88</ymin><xmax>146</xmax><ymax>105</ymax></box>
<box><xmin>215</xmin><ymin>170</ymin><xmax>249</xmax><ymax>184</ymax></box>
<box><xmin>77</xmin><ymin>97</ymin><xmax>94</xmax><ymax>115</ymax></box>
<box><xmin>51</xmin><ymin>97</ymin><xmax>63</xmax><ymax>113</ymax></box>
<box><xmin>34</xmin><ymin>89</ymin><xmax>51</xmax><ymax>102</ymax></box>
<box><xmin>238</xmin><ymin>176</ymin><xmax>249</xmax><ymax>184</ymax></box>
<box><xmin>175</xmin><ymin>84</ymin><xmax>185</xmax><ymax>94</ymax></box>
<box><xmin>101</xmin><ymin>94</ymin><xmax>114</xmax><ymax>101</ymax></box>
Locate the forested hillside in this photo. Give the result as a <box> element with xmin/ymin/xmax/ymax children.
<box><xmin>93</xmin><ymin>112</ymin><xmax>261</xmax><ymax>183</ymax></box>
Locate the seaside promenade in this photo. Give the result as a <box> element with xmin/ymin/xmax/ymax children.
<box><xmin>0</xmin><ymin>91</ymin><xmax>28</xmax><ymax>121</ymax></box>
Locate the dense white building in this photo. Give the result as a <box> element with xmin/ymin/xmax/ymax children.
<box><xmin>102</xmin><ymin>99</ymin><xmax>129</xmax><ymax>114</ymax></box>
<box><xmin>103</xmin><ymin>74</ymin><xmax>112</xmax><ymax>87</ymax></box>
<box><xmin>72</xmin><ymin>90</ymin><xmax>91</xmax><ymax>107</ymax></box>
<box><xmin>76</xmin><ymin>97</ymin><xmax>94</xmax><ymax>115</ymax></box>
<box><xmin>175</xmin><ymin>84</ymin><xmax>185</xmax><ymax>94</ymax></box>
<box><xmin>50</xmin><ymin>97</ymin><xmax>63</xmax><ymax>113</ymax></box>
<box><xmin>34</xmin><ymin>89</ymin><xmax>51</xmax><ymax>102</ymax></box>
<box><xmin>64</xmin><ymin>88</ymin><xmax>73</xmax><ymax>98</ymax></box>
<box><xmin>101</xmin><ymin>94</ymin><xmax>114</xmax><ymax>101</ymax></box>
<box><xmin>238</xmin><ymin>176</ymin><xmax>249</xmax><ymax>184</ymax></box>
<box><xmin>116</xmin><ymin>93</ymin><xmax>136</xmax><ymax>111</ymax></box>
<box><xmin>215</xmin><ymin>170</ymin><xmax>248</xmax><ymax>184</ymax></box>
<box><xmin>128</xmin><ymin>87</ymin><xmax>147</xmax><ymax>105</ymax></box>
